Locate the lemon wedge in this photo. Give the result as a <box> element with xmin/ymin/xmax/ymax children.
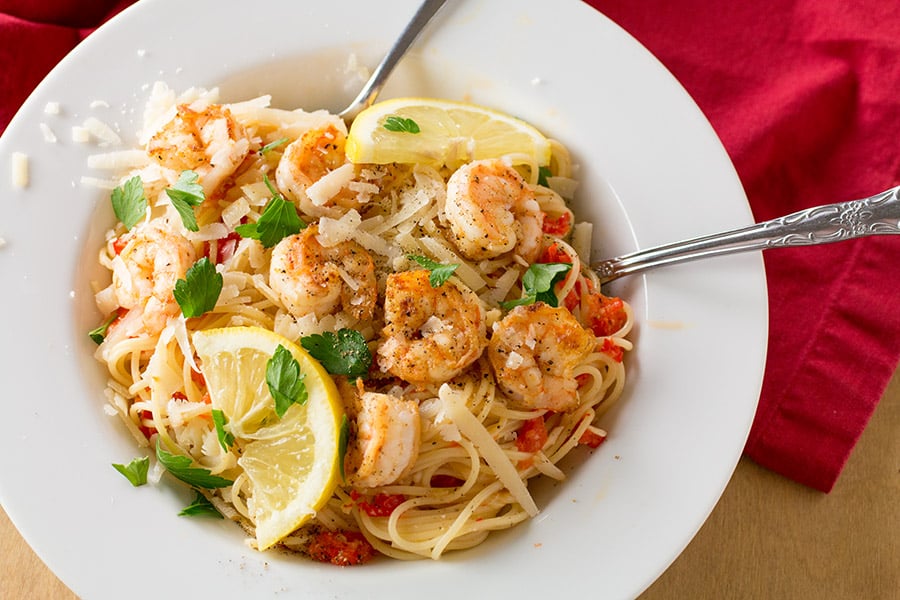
<box><xmin>192</xmin><ymin>326</ymin><xmax>343</xmax><ymax>551</ymax></box>
<box><xmin>345</xmin><ymin>97</ymin><xmax>552</xmax><ymax>169</ymax></box>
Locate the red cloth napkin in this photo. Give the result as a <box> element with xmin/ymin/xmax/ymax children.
<box><xmin>2</xmin><ymin>1</ymin><xmax>898</xmax><ymax>493</ymax></box>
<box><xmin>587</xmin><ymin>0</ymin><xmax>900</xmax><ymax>492</ymax></box>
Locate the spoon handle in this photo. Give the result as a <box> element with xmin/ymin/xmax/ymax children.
<box><xmin>594</xmin><ymin>185</ymin><xmax>900</xmax><ymax>284</ymax></box>
<box><xmin>339</xmin><ymin>0</ymin><xmax>447</xmax><ymax>121</ymax></box>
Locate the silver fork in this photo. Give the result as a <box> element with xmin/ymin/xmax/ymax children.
<box><xmin>338</xmin><ymin>0</ymin><xmax>448</xmax><ymax>122</ymax></box>
<box><xmin>593</xmin><ymin>186</ymin><xmax>900</xmax><ymax>284</ymax></box>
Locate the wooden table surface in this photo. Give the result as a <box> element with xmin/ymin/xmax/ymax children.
<box><xmin>2</xmin><ymin>369</ymin><xmax>898</xmax><ymax>599</ymax></box>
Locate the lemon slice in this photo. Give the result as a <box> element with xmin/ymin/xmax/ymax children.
<box><xmin>345</xmin><ymin>97</ymin><xmax>552</xmax><ymax>168</ymax></box>
<box><xmin>192</xmin><ymin>326</ymin><xmax>343</xmax><ymax>550</ymax></box>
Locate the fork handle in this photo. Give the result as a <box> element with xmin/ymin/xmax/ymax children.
<box><xmin>594</xmin><ymin>186</ymin><xmax>900</xmax><ymax>284</ymax></box>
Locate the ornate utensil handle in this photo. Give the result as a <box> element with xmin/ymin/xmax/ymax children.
<box><xmin>594</xmin><ymin>186</ymin><xmax>900</xmax><ymax>284</ymax></box>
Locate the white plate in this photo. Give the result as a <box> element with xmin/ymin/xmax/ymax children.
<box><xmin>0</xmin><ymin>1</ymin><xmax>767</xmax><ymax>598</ymax></box>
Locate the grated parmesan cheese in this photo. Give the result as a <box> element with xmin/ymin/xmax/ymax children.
<box><xmin>317</xmin><ymin>209</ymin><xmax>362</xmax><ymax>247</ymax></box>
<box><xmin>571</xmin><ymin>222</ymin><xmax>593</xmax><ymax>264</ymax></box>
<box><xmin>419</xmin><ymin>236</ymin><xmax>487</xmax><ymax>292</ymax></box>
<box><xmin>241</xmin><ymin>181</ymin><xmax>272</xmax><ymax>207</ymax></box>
<box><xmin>87</xmin><ymin>149</ymin><xmax>148</xmax><ymax>170</ymax></box>
<box><xmin>546</xmin><ymin>175</ymin><xmax>579</xmax><ymax>200</ymax></box>
<box><xmin>221</xmin><ymin>196</ymin><xmax>250</xmax><ymax>229</ymax></box>
<box><xmin>306</xmin><ymin>162</ymin><xmax>355</xmax><ymax>206</ymax></box>
<box><xmin>506</xmin><ymin>350</ymin><xmax>525</xmax><ymax>369</ymax></box>
<box><xmin>79</xmin><ymin>175</ymin><xmax>120</xmax><ymax>189</ymax></box>
<box><xmin>44</xmin><ymin>101</ymin><xmax>61</xmax><ymax>115</ymax></box>
<box><xmin>82</xmin><ymin>116</ymin><xmax>122</xmax><ymax>146</ymax></box>
<box><xmin>71</xmin><ymin>126</ymin><xmax>91</xmax><ymax>143</ymax></box>
<box><xmin>11</xmin><ymin>152</ymin><xmax>28</xmax><ymax>188</ymax></box>
<box><xmin>186</xmin><ymin>222</ymin><xmax>228</xmax><ymax>242</ymax></box>
<box><xmin>39</xmin><ymin>123</ymin><xmax>58</xmax><ymax>143</ymax></box>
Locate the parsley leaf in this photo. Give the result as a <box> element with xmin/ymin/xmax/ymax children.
<box><xmin>89</xmin><ymin>312</ymin><xmax>118</xmax><ymax>345</ymax></box>
<box><xmin>211</xmin><ymin>409</ymin><xmax>234</xmax><ymax>451</ymax></box>
<box><xmin>525</xmin><ymin>262</ymin><xmax>573</xmax><ymax>306</ymax></box>
<box><xmin>537</xmin><ymin>165</ymin><xmax>553</xmax><ymax>188</ymax></box>
<box><xmin>259</xmin><ymin>137</ymin><xmax>289</xmax><ymax>154</ymax></box>
<box><xmin>165</xmin><ymin>170</ymin><xmax>205</xmax><ymax>232</ymax></box>
<box><xmin>383</xmin><ymin>115</ymin><xmax>420</xmax><ymax>133</ymax></box>
<box><xmin>111</xmin><ymin>456</ymin><xmax>149</xmax><ymax>487</ymax></box>
<box><xmin>173</xmin><ymin>257</ymin><xmax>223</xmax><ymax>318</ymax></box>
<box><xmin>234</xmin><ymin>175</ymin><xmax>305</xmax><ymax>248</ymax></box>
<box><xmin>338</xmin><ymin>414</ymin><xmax>349</xmax><ymax>482</ymax></box>
<box><xmin>111</xmin><ymin>175</ymin><xmax>147</xmax><ymax>230</ymax></box>
<box><xmin>156</xmin><ymin>440</ymin><xmax>233</xmax><ymax>489</ymax></box>
<box><xmin>500</xmin><ymin>262</ymin><xmax>573</xmax><ymax>309</ymax></box>
<box><xmin>266</xmin><ymin>345</ymin><xmax>308</xmax><ymax>418</ymax></box>
<box><xmin>408</xmin><ymin>255</ymin><xmax>459</xmax><ymax>287</ymax></box>
<box><xmin>301</xmin><ymin>329</ymin><xmax>372</xmax><ymax>379</ymax></box>
<box><xmin>179</xmin><ymin>491</ymin><xmax>223</xmax><ymax>518</ymax></box>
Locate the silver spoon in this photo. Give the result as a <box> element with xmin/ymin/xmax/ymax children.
<box><xmin>339</xmin><ymin>0</ymin><xmax>448</xmax><ymax>122</ymax></box>
<box><xmin>594</xmin><ymin>185</ymin><xmax>900</xmax><ymax>284</ymax></box>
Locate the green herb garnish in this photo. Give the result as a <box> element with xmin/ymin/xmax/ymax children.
<box><xmin>165</xmin><ymin>170</ymin><xmax>205</xmax><ymax>232</ymax></box>
<box><xmin>383</xmin><ymin>115</ymin><xmax>420</xmax><ymax>133</ymax></box>
<box><xmin>211</xmin><ymin>409</ymin><xmax>234</xmax><ymax>451</ymax></box>
<box><xmin>173</xmin><ymin>257</ymin><xmax>223</xmax><ymax>318</ymax></box>
<box><xmin>111</xmin><ymin>175</ymin><xmax>147</xmax><ymax>230</ymax></box>
<box><xmin>408</xmin><ymin>254</ymin><xmax>459</xmax><ymax>287</ymax></box>
<box><xmin>156</xmin><ymin>440</ymin><xmax>233</xmax><ymax>489</ymax></box>
<box><xmin>179</xmin><ymin>491</ymin><xmax>223</xmax><ymax>518</ymax></box>
<box><xmin>89</xmin><ymin>312</ymin><xmax>118</xmax><ymax>345</ymax></box>
<box><xmin>301</xmin><ymin>329</ymin><xmax>372</xmax><ymax>379</ymax></box>
<box><xmin>500</xmin><ymin>262</ymin><xmax>573</xmax><ymax>309</ymax></box>
<box><xmin>537</xmin><ymin>165</ymin><xmax>553</xmax><ymax>188</ymax></box>
<box><xmin>234</xmin><ymin>175</ymin><xmax>305</xmax><ymax>248</ymax></box>
<box><xmin>259</xmin><ymin>137</ymin><xmax>290</xmax><ymax>154</ymax></box>
<box><xmin>266</xmin><ymin>344</ymin><xmax>308</xmax><ymax>418</ymax></box>
<box><xmin>112</xmin><ymin>456</ymin><xmax>149</xmax><ymax>487</ymax></box>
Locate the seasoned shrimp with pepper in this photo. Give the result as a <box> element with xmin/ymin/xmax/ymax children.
<box><xmin>341</xmin><ymin>381</ymin><xmax>421</xmax><ymax>488</ymax></box>
<box><xmin>443</xmin><ymin>158</ymin><xmax>544</xmax><ymax>262</ymax></box>
<box><xmin>147</xmin><ymin>102</ymin><xmax>252</xmax><ymax>196</ymax></box>
<box><xmin>275</xmin><ymin>123</ymin><xmax>365</xmax><ymax>218</ymax></box>
<box><xmin>111</xmin><ymin>217</ymin><xmax>197</xmax><ymax>336</ymax></box>
<box><xmin>269</xmin><ymin>224</ymin><xmax>377</xmax><ymax>321</ymax></box>
<box><xmin>488</xmin><ymin>302</ymin><xmax>595</xmax><ymax>412</ymax></box>
<box><xmin>378</xmin><ymin>269</ymin><xmax>488</xmax><ymax>387</ymax></box>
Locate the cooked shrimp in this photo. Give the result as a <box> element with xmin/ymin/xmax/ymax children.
<box><xmin>148</xmin><ymin>103</ymin><xmax>252</xmax><ymax>196</ymax></box>
<box><xmin>378</xmin><ymin>270</ymin><xmax>487</xmax><ymax>387</ymax></box>
<box><xmin>112</xmin><ymin>218</ymin><xmax>197</xmax><ymax>336</ymax></box>
<box><xmin>443</xmin><ymin>158</ymin><xmax>544</xmax><ymax>262</ymax></box>
<box><xmin>342</xmin><ymin>382</ymin><xmax>421</xmax><ymax>488</ymax></box>
<box><xmin>275</xmin><ymin>124</ymin><xmax>363</xmax><ymax>218</ymax></box>
<box><xmin>269</xmin><ymin>224</ymin><xmax>377</xmax><ymax>321</ymax></box>
<box><xmin>488</xmin><ymin>302</ymin><xmax>595</xmax><ymax>412</ymax></box>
